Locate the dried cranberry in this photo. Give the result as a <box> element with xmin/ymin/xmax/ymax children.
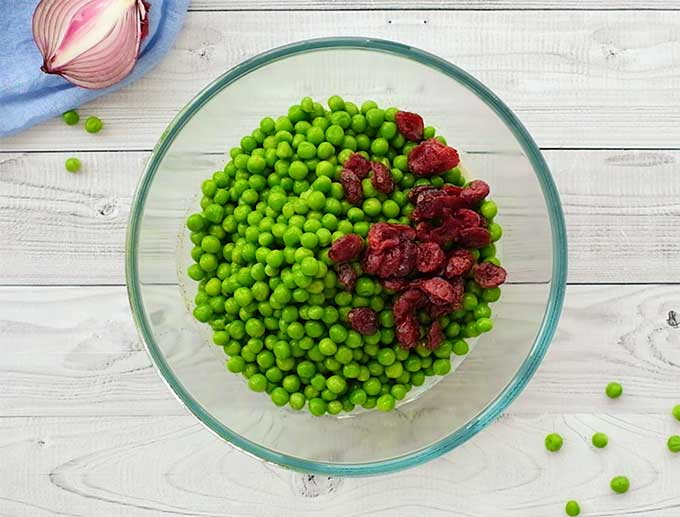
<box><xmin>344</xmin><ymin>153</ymin><xmax>372</xmax><ymax>179</ymax></box>
<box><xmin>395</xmin><ymin>314</ymin><xmax>421</xmax><ymax>349</ymax></box>
<box><xmin>449</xmin><ymin>276</ymin><xmax>465</xmax><ymax>309</ymax></box>
<box><xmin>393</xmin><ymin>288</ymin><xmax>428</xmax><ymax>320</ymax></box>
<box><xmin>348</xmin><ymin>307</ymin><xmax>379</xmax><ymax>335</ymax></box>
<box><xmin>459</xmin><ymin>227</ymin><xmax>491</xmax><ymax>248</ymax></box>
<box><xmin>407</xmin><ymin>185</ymin><xmax>438</xmax><ymax>203</ymax></box>
<box><xmin>381</xmin><ymin>278</ymin><xmax>409</xmax><ymax>292</ymax></box>
<box><xmin>429</xmin><ymin>304</ymin><xmax>452</xmax><ymax>318</ymax></box>
<box><xmin>336</xmin><ymin>263</ymin><xmax>358</xmax><ymax>291</ymax></box>
<box><xmin>328</xmin><ymin>234</ymin><xmax>364</xmax><ymax>263</ymax></box>
<box><xmin>428</xmin><ymin>277</ymin><xmax>465</xmax><ymax>317</ymax></box>
<box><xmin>395</xmin><ymin>111</ymin><xmax>425</xmax><ymax>141</ymax></box>
<box><xmin>370</xmin><ymin>161</ymin><xmax>395</xmax><ymax>194</ymax></box>
<box><xmin>440</xmin><ymin>194</ymin><xmax>466</xmax><ymax>212</ymax></box>
<box><xmin>473</xmin><ymin>262</ymin><xmax>507</xmax><ymax>288</ymax></box>
<box><xmin>364</xmin><ymin>245</ymin><xmax>415</xmax><ymax>278</ymax></box>
<box><xmin>428</xmin><ymin>213</ymin><xmax>464</xmax><ymax>245</ymax></box>
<box><xmin>444</xmin><ymin>249</ymin><xmax>475</xmax><ymax>278</ymax></box>
<box><xmin>411</xmin><ymin>189</ymin><xmax>447</xmax><ymax>221</ymax></box>
<box><xmin>416</xmin><ymin>277</ymin><xmax>458</xmax><ymax>306</ymax></box>
<box><xmin>368</xmin><ymin>222</ymin><xmax>416</xmax><ymax>244</ymax></box>
<box><xmin>460</xmin><ymin>180</ymin><xmax>490</xmax><ymax>205</ymax></box>
<box><xmin>427</xmin><ymin>320</ymin><xmax>445</xmax><ymax>350</ymax></box>
<box><xmin>340</xmin><ymin>169</ymin><xmax>363</xmax><ymax>205</ymax></box>
<box><xmin>416</xmin><ymin>242</ymin><xmax>445</xmax><ymax>273</ymax></box>
<box><xmin>455</xmin><ymin>208</ymin><xmax>483</xmax><ymax>229</ymax></box>
<box><xmin>361</xmin><ymin>249</ymin><xmax>382</xmax><ymax>276</ymax></box>
<box><xmin>415</xmin><ymin>222</ymin><xmax>434</xmax><ymax>242</ymax></box>
<box><xmin>408</xmin><ymin>139</ymin><xmax>460</xmax><ymax>176</ymax></box>
<box><xmin>443</xmin><ymin>185</ymin><xmax>463</xmax><ymax>196</ymax></box>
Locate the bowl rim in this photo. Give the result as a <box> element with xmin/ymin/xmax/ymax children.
<box><xmin>126</xmin><ymin>36</ymin><xmax>567</xmax><ymax>476</ymax></box>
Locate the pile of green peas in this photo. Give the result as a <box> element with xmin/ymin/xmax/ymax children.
<box><xmin>186</xmin><ymin>95</ymin><xmax>503</xmax><ymax>416</ymax></box>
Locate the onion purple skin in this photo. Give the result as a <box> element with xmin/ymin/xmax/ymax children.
<box><xmin>33</xmin><ymin>0</ymin><xmax>151</xmax><ymax>90</ymax></box>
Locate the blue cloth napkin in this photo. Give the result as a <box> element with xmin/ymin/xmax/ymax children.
<box><xmin>0</xmin><ymin>0</ymin><xmax>189</xmax><ymax>138</ymax></box>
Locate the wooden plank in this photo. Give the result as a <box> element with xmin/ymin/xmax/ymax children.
<box><xmin>191</xmin><ymin>1</ymin><xmax>680</xmax><ymax>9</ymax></box>
<box><xmin>2</xmin><ymin>149</ymin><xmax>679</xmax><ymax>285</ymax></box>
<box><xmin>1</xmin><ymin>284</ymin><xmax>679</xmax><ymax>417</ymax></box>
<box><xmin>3</xmin><ymin>10</ymin><xmax>680</xmax><ymax>151</ymax></box>
<box><xmin>1</xmin><ymin>413</ymin><xmax>680</xmax><ymax>516</ymax></box>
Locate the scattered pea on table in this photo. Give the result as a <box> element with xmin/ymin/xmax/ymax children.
<box><xmin>84</xmin><ymin>115</ymin><xmax>103</xmax><ymax>133</ymax></box>
<box><xmin>565</xmin><ymin>500</ymin><xmax>580</xmax><ymax>516</ymax></box>
<box><xmin>606</xmin><ymin>381</ymin><xmax>623</xmax><ymax>399</ymax></box>
<box><xmin>610</xmin><ymin>476</ymin><xmax>630</xmax><ymax>494</ymax></box>
<box><xmin>545</xmin><ymin>433</ymin><xmax>563</xmax><ymax>452</ymax></box>
<box><xmin>62</xmin><ymin>109</ymin><xmax>79</xmax><ymax>125</ymax></box>
<box><xmin>591</xmin><ymin>432</ymin><xmax>608</xmax><ymax>448</ymax></box>
<box><xmin>667</xmin><ymin>435</ymin><xmax>680</xmax><ymax>453</ymax></box>
<box><xmin>64</xmin><ymin>157</ymin><xmax>81</xmax><ymax>173</ymax></box>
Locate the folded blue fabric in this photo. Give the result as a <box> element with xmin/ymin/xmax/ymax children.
<box><xmin>0</xmin><ymin>0</ymin><xmax>189</xmax><ymax>138</ymax></box>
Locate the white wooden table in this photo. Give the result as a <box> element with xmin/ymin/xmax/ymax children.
<box><xmin>2</xmin><ymin>2</ymin><xmax>680</xmax><ymax>516</ymax></box>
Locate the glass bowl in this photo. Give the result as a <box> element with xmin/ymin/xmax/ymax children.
<box><xmin>126</xmin><ymin>37</ymin><xmax>567</xmax><ymax>476</ymax></box>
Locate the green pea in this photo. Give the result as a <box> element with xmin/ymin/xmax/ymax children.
<box><xmin>289</xmin><ymin>392</ymin><xmax>305</xmax><ymax>410</ymax></box>
<box><xmin>565</xmin><ymin>501</ymin><xmax>580</xmax><ymax>516</ymax></box>
<box><xmin>610</xmin><ymin>476</ymin><xmax>629</xmax><ymax>494</ymax></box>
<box><xmin>84</xmin><ymin>116</ymin><xmax>103</xmax><ymax>133</ymax></box>
<box><xmin>481</xmin><ymin>287</ymin><xmax>501</xmax><ymax>303</ymax></box>
<box><xmin>544</xmin><ymin>433</ymin><xmax>563</xmax><ymax>452</ymax></box>
<box><xmin>269</xmin><ymin>387</ymin><xmax>289</xmax><ymax>407</ymax></box>
<box><xmin>359</xmin><ymin>197</ymin><xmax>380</xmax><ymax>217</ymax></box>
<box><xmin>432</xmin><ymin>358</ymin><xmax>451</xmax><ymax>376</ymax></box>
<box><xmin>606</xmin><ymin>381</ymin><xmax>623</xmax><ymax>399</ymax></box>
<box><xmin>248</xmin><ymin>373</ymin><xmax>267</xmax><ymax>392</ymax></box>
<box><xmin>591</xmin><ymin>432</ymin><xmax>608</xmax><ymax>448</ymax></box>
<box><xmin>329</xmin><ymin>324</ymin><xmax>348</xmax><ymax>343</ymax></box>
<box><xmin>296</xmin><ymin>360</ymin><xmax>316</xmax><ymax>379</ymax></box>
<box><xmin>365</xmin><ymin>108</ymin><xmax>385</xmax><ymax>128</ymax></box>
<box><xmin>65</xmin><ymin>157</ymin><xmax>81</xmax><ymax>173</ymax></box>
<box><xmin>377</xmin><ymin>348</ymin><xmax>396</xmax><ymax>366</ymax></box>
<box><xmin>308</xmin><ymin>398</ymin><xmax>327</xmax><ymax>416</ymax></box>
<box><xmin>282</xmin><ymin>374</ymin><xmax>301</xmax><ymax>393</ymax></box>
<box><xmin>370</xmin><ymin>137</ymin><xmax>389</xmax><ymax>156</ymax></box>
<box><xmin>476</xmin><ymin>317</ymin><xmax>494</xmax><ymax>333</ymax></box>
<box><xmin>327</xmin><ymin>95</ymin><xmax>345</xmax><ymax>111</ymax></box>
<box><xmin>331</xmin><ymin>111</ymin><xmax>351</xmax><ymax>129</ymax></box>
<box><xmin>672</xmin><ymin>405</ymin><xmax>680</xmax><ymax>421</ymax></box>
<box><xmin>479</xmin><ymin>200</ymin><xmax>498</xmax><ymax>219</ymax></box>
<box><xmin>376</xmin><ymin>393</ymin><xmax>396</xmax><ymax>412</ymax></box>
<box><xmin>488</xmin><ymin>222</ymin><xmax>503</xmax><ymax>241</ymax></box>
<box><xmin>382</xmin><ymin>200</ymin><xmax>400</xmax><ymax>218</ymax></box>
<box><xmin>363</xmin><ymin>378</ymin><xmax>382</xmax><ymax>396</ymax></box>
<box><xmin>379</xmin><ymin>121</ymin><xmax>397</xmax><ymax>140</ymax></box>
<box><xmin>325</xmin><ymin>125</ymin><xmax>345</xmax><ymax>146</ymax></box>
<box><xmin>462</xmin><ymin>293</ymin><xmax>478</xmax><ymax>311</ymax></box>
<box><xmin>668</xmin><ymin>435</ymin><xmax>680</xmax><ymax>453</ymax></box>
<box><xmin>326</xmin><ymin>375</ymin><xmax>347</xmax><ymax>394</ymax></box>
<box><xmin>187</xmin><ymin>214</ymin><xmax>205</xmax><ymax>233</ymax></box>
<box><xmin>62</xmin><ymin>110</ymin><xmax>79</xmax><ymax>125</ymax></box>
<box><xmin>318</xmin><ymin>338</ymin><xmax>337</xmax><ymax>356</ymax></box>
<box><xmin>226</xmin><ymin>356</ymin><xmax>246</xmax><ymax>373</ymax></box>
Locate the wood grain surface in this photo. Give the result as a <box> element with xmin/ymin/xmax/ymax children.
<box><xmin>3</xmin><ymin>3</ymin><xmax>680</xmax><ymax>516</ymax></box>
<box><xmin>3</xmin><ymin>10</ymin><xmax>680</xmax><ymax>152</ymax></box>
<box><xmin>190</xmin><ymin>1</ymin><xmax>680</xmax><ymax>9</ymax></box>
<box><xmin>2</xmin><ymin>149</ymin><xmax>679</xmax><ymax>285</ymax></box>
<box><xmin>2</xmin><ymin>413</ymin><xmax>680</xmax><ymax>517</ymax></box>
<box><xmin>1</xmin><ymin>284</ymin><xmax>679</xmax><ymax>417</ymax></box>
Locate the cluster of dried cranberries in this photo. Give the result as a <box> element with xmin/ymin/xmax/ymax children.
<box><xmin>328</xmin><ymin>119</ymin><xmax>507</xmax><ymax>351</ymax></box>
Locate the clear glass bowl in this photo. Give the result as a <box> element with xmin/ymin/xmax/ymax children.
<box><xmin>126</xmin><ymin>38</ymin><xmax>567</xmax><ymax>476</ymax></box>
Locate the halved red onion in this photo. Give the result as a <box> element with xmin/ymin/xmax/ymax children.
<box><xmin>33</xmin><ymin>0</ymin><xmax>150</xmax><ymax>90</ymax></box>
